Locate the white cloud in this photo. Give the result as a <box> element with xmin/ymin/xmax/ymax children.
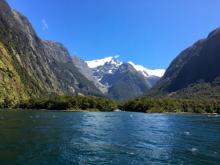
<box><xmin>114</xmin><ymin>54</ymin><xmax>120</xmax><ymax>58</ymax></box>
<box><xmin>41</xmin><ymin>19</ymin><xmax>49</xmax><ymax>31</ymax></box>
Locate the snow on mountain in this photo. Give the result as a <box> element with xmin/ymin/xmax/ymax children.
<box><xmin>86</xmin><ymin>56</ymin><xmax>165</xmax><ymax>78</ymax></box>
<box><xmin>83</xmin><ymin>56</ymin><xmax>166</xmax><ymax>99</ymax></box>
<box><xmin>128</xmin><ymin>61</ymin><xmax>165</xmax><ymax>78</ymax></box>
<box><xmin>86</xmin><ymin>55</ymin><xmax>121</xmax><ymax>68</ymax></box>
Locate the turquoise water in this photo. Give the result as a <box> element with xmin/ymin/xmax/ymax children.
<box><xmin>0</xmin><ymin>111</ymin><xmax>219</xmax><ymax>164</ymax></box>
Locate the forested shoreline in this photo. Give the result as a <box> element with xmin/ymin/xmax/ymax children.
<box><xmin>122</xmin><ymin>97</ymin><xmax>220</xmax><ymax>114</ymax></box>
<box><xmin>0</xmin><ymin>95</ymin><xmax>219</xmax><ymax>114</ymax></box>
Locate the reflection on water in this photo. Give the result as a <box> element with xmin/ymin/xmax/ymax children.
<box><xmin>0</xmin><ymin>111</ymin><xmax>220</xmax><ymax>164</ymax></box>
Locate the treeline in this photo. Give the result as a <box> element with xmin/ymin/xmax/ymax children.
<box><xmin>173</xmin><ymin>81</ymin><xmax>220</xmax><ymax>100</ymax></box>
<box><xmin>121</xmin><ymin>97</ymin><xmax>220</xmax><ymax>114</ymax></box>
<box><xmin>18</xmin><ymin>95</ymin><xmax>118</xmax><ymax>111</ymax></box>
<box><xmin>1</xmin><ymin>95</ymin><xmax>220</xmax><ymax>114</ymax></box>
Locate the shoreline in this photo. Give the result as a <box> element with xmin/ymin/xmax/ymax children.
<box><xmin>0</xmin><ymin>109</ymin><xmax>219</xmax><ymax>115</ymax></box>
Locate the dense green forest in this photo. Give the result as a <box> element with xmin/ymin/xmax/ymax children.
<box><xmin>122</xmin><ymin>82</ymin><xmax>220</xmax><ymax>113</ymax></box>
<box><xmin>122</xmin><ymin>97</ymin><xmax>220</xmax><ymax>114</ymax></box>
<box><xmin>0</xmin><ymin>95</ymin><xmax>219</xmax><ymax>114</ymax></box>
<box><xmin>16</xmin><ymin>96</ymin><xmax>118</xmax><ymax>111</ymax></box>
<box><xmin>1</xmin><ymin>73</ymin><xmax>220</xmax><ymax>114</ymax></box>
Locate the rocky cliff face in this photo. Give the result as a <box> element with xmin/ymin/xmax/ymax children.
<box><xmin>73</xmin><ymin>56</ymin><xmax>155</xmax><ymax>100</ymax></box>
<box><xmin>84</xmin><ymin>56</ymin><xmax>164</xmax><ymax>100</ymax></box>
<box><xmin>152</xmin><ymin>27</ymin><xmax>220</xmax><ymax>95</ymax></box>
<box><xmin>72</xmin><ymin>56</ymin><xmax>108</xmax><ymax>93</ymax></box>
<box><xmin>0</xmin><ymin>0</ymin><xmax>102</xmax><ymax>104</ymax></box>
<box><xmin>102</xmin><ymin>63</ymin><xmax>152</xmax><ymax>100</ymax></box>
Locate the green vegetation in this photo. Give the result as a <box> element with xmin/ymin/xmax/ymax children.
<box><xmin>0</xmin><ymin>3</ymin><xmax>103</xmax><ymax>106</ymax></box>
<box><xmin>172</xmin><ymin>79</ymin><xmax>220</xmax><ymax>100</ymax></box>
<box><xmin>17</xmin><ymin>95</ymin><xmax>118</xmax><ymax>112</ymax></box>
<box><xmin>122</xmin><ymin>97</ymin><xmax>220</xmax><ymax>114</ymax></box>
<box><xmin>0</xmin><ymin>94</ymin><xmax>218</xmax><ymax>114</ymax></box>
<box><xmin>0</xmin><ymin>42</ymin><xmax>29</xmax><ymax>106</ymax></box>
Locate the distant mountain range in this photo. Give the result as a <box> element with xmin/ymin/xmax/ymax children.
<box><xmin>86</xmin><ymin>56</ymin><xmax>164</xmax><ymax>78</ymax></box>
<box><xmin>0</xmin><ymin>0</ymin><xmax>165</xmax><ymax>103</ymax></box>
<box><xmin>2</xmin><ymin>0</ymin><xmax>220</xmax><ymax>102</ymax></box>
<box><xmin>73</xmin><ymin>56</ymin><xmax>165</xmax><ymax>100</ymax></box>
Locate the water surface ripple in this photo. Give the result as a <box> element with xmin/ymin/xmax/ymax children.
<box><xmin>0</xmin><ymin>111</ymin><xmax>219</xmax><ymax>164</ymax></box>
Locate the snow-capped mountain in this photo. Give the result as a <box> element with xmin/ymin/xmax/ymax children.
<box><xmin>86</xmin><ymin>56</ymin><xmax>165</xmax><ymax>79</ymax></box>
<box><xmin>87</xmin><ymin>56</ymin><xmax>122</xmax><ymax>69</ymax></box>
<box><xmin>127</xmin><ymin>61</ymin><xmax>165</xmax><ymax>78</ymax></box>
<box><xmin>72</xmin><ymin>55</ymin><xmax>165</xmax><ymax>100</ymax></box>
<box><xmin>86</xmin><ymin>56</ymin><xmax>122</xmax><ymax>82</ymax></box>
<box><xmin>84</xmin><ymin>56</ymin><xmax>166</xmax><ymax>99</ymax></box>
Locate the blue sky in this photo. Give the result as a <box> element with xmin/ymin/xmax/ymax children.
<box><xmin>7</xmin><ymin>0</ymin><xmax>220</xmax><ymax>69</ymax></box>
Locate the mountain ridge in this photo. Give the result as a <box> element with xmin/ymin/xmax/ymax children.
<box><xmin>151</xmin><ymin>27</ymin><xmax>220</xmax><ymax>98</ymax></box>
<box><xmin>0</xmin><ymin>0</ymin><xmax>103</xmax><ymax>104</ymax></box>
<box><xmin>72</xmin><ymin>56</ymin><xmax>165</xmax><ymax>100</ymax></box>
<box><xmin>86</xmin><ymin>56</ymin><xmax>165</xmax><ymax>78</ymax></box>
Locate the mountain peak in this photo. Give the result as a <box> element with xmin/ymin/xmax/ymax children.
<box><xmin>86</xmin><ymin>55</ymin><xmax>121</xmax><ymax>68</ymax></box>
<box><xmin>86</xmin><ymin>56</ymin><xmax>165</xmax><ymax>78</ymax></box>
<box><xmin>128</xmin><ymin>61</ymin><xmax>165</xmax><ymax>78</ymax></box>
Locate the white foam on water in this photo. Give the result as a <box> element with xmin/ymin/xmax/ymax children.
<box><xmin>190</xmin><ymin>148</ymin><xmax>198</xmax><ymax>154</ymax></box>
<box><xmin>208</xmin><ymin>114</ymin><xmax>220</xmax><ymax>117</ymax></box>
<box><xmin>214</xmin><ymin>115</ymin><xmax>220</xmax><ymax>117</ymax></box>
<box><xmin>184</xmin><ymin>131</ymin><xmax>190</xmax><ymax>135</ymax></box>
<box><xmin>127</xmin><ymin>152</ymin><xmax>135</xmax><ymax>155</ymax></box>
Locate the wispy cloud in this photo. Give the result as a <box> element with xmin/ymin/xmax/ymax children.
<box><xmin>41</xmin><ymin>19</ymin><xmax>49</xmax><ymax>31</ymax></box>
<box><xmin>114</xmin><ymin>55</ymin><xmax>120</xmax><ymax>58</ymax></box>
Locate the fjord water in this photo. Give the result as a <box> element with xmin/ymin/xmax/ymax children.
<box><xmin>0</xmin><ymin>111</ymin><xmax>219</xmax><ymax>164</ymax></box>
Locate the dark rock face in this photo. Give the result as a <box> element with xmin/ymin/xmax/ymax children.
<box><xmin>153</xmin><ymin>28</ymin><xmax>220</xmax><ymax>93</ymax></box>
<box><xmin>91</xmin><ymin>57</ymin><xmax>121</xmax><ymax>83</ymax></box>
<box><xmin>0</xmin><ymin>0</ymin><xmax>102</xmax><ymax>103</ymax></box>
<box><xmin>72</xmin><ymin>56</ymin><xmax>108</xmax><ymax>94</ymax></box>
<box><xmin>101</xmin><ymin>63</ymin><xmax>151</xmax><ymax>100</ymax></box>
<box><xmin>73</xmin><ymin>56</ymin><xmax>152</xmax><ymax>100</ymax></box>
<box><xmin>146</xmin><ymin>76</ymin><xmax>160</xmax><ymax>87</ymax></box>
<box><xmin>82</xmin><ymin>57</ymin><xmax>155</xmax><ymax>100</ymax></box>
<box><xmin>72</xmin><ymin>56</ymin><xmax>94</xmax><ymax>81</ymax></box>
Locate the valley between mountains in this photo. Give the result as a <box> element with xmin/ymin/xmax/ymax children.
<box><xmin>0</xmin><ymin>0</ymin><xmax>165</xmax><ymax>102</ymax></box>
<box><xmin>73</xmin><ymin>56</ymin><xmax>165</xmax><ymax>100</ymax></box>
<box><xmin>1</xmin><ymin>0</ymin><xmax>220</xmax><ymax>114</ymax></box>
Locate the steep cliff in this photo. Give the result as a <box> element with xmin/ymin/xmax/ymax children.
<box><xmin>151</xmin><ymin>27</ymin><xmax>220</xmax><ymax>97</ymax></box>
<box><xmin>0</xmin><ymin>0</ymin><xmax>102</xmax><ymax>104</ymax></box>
